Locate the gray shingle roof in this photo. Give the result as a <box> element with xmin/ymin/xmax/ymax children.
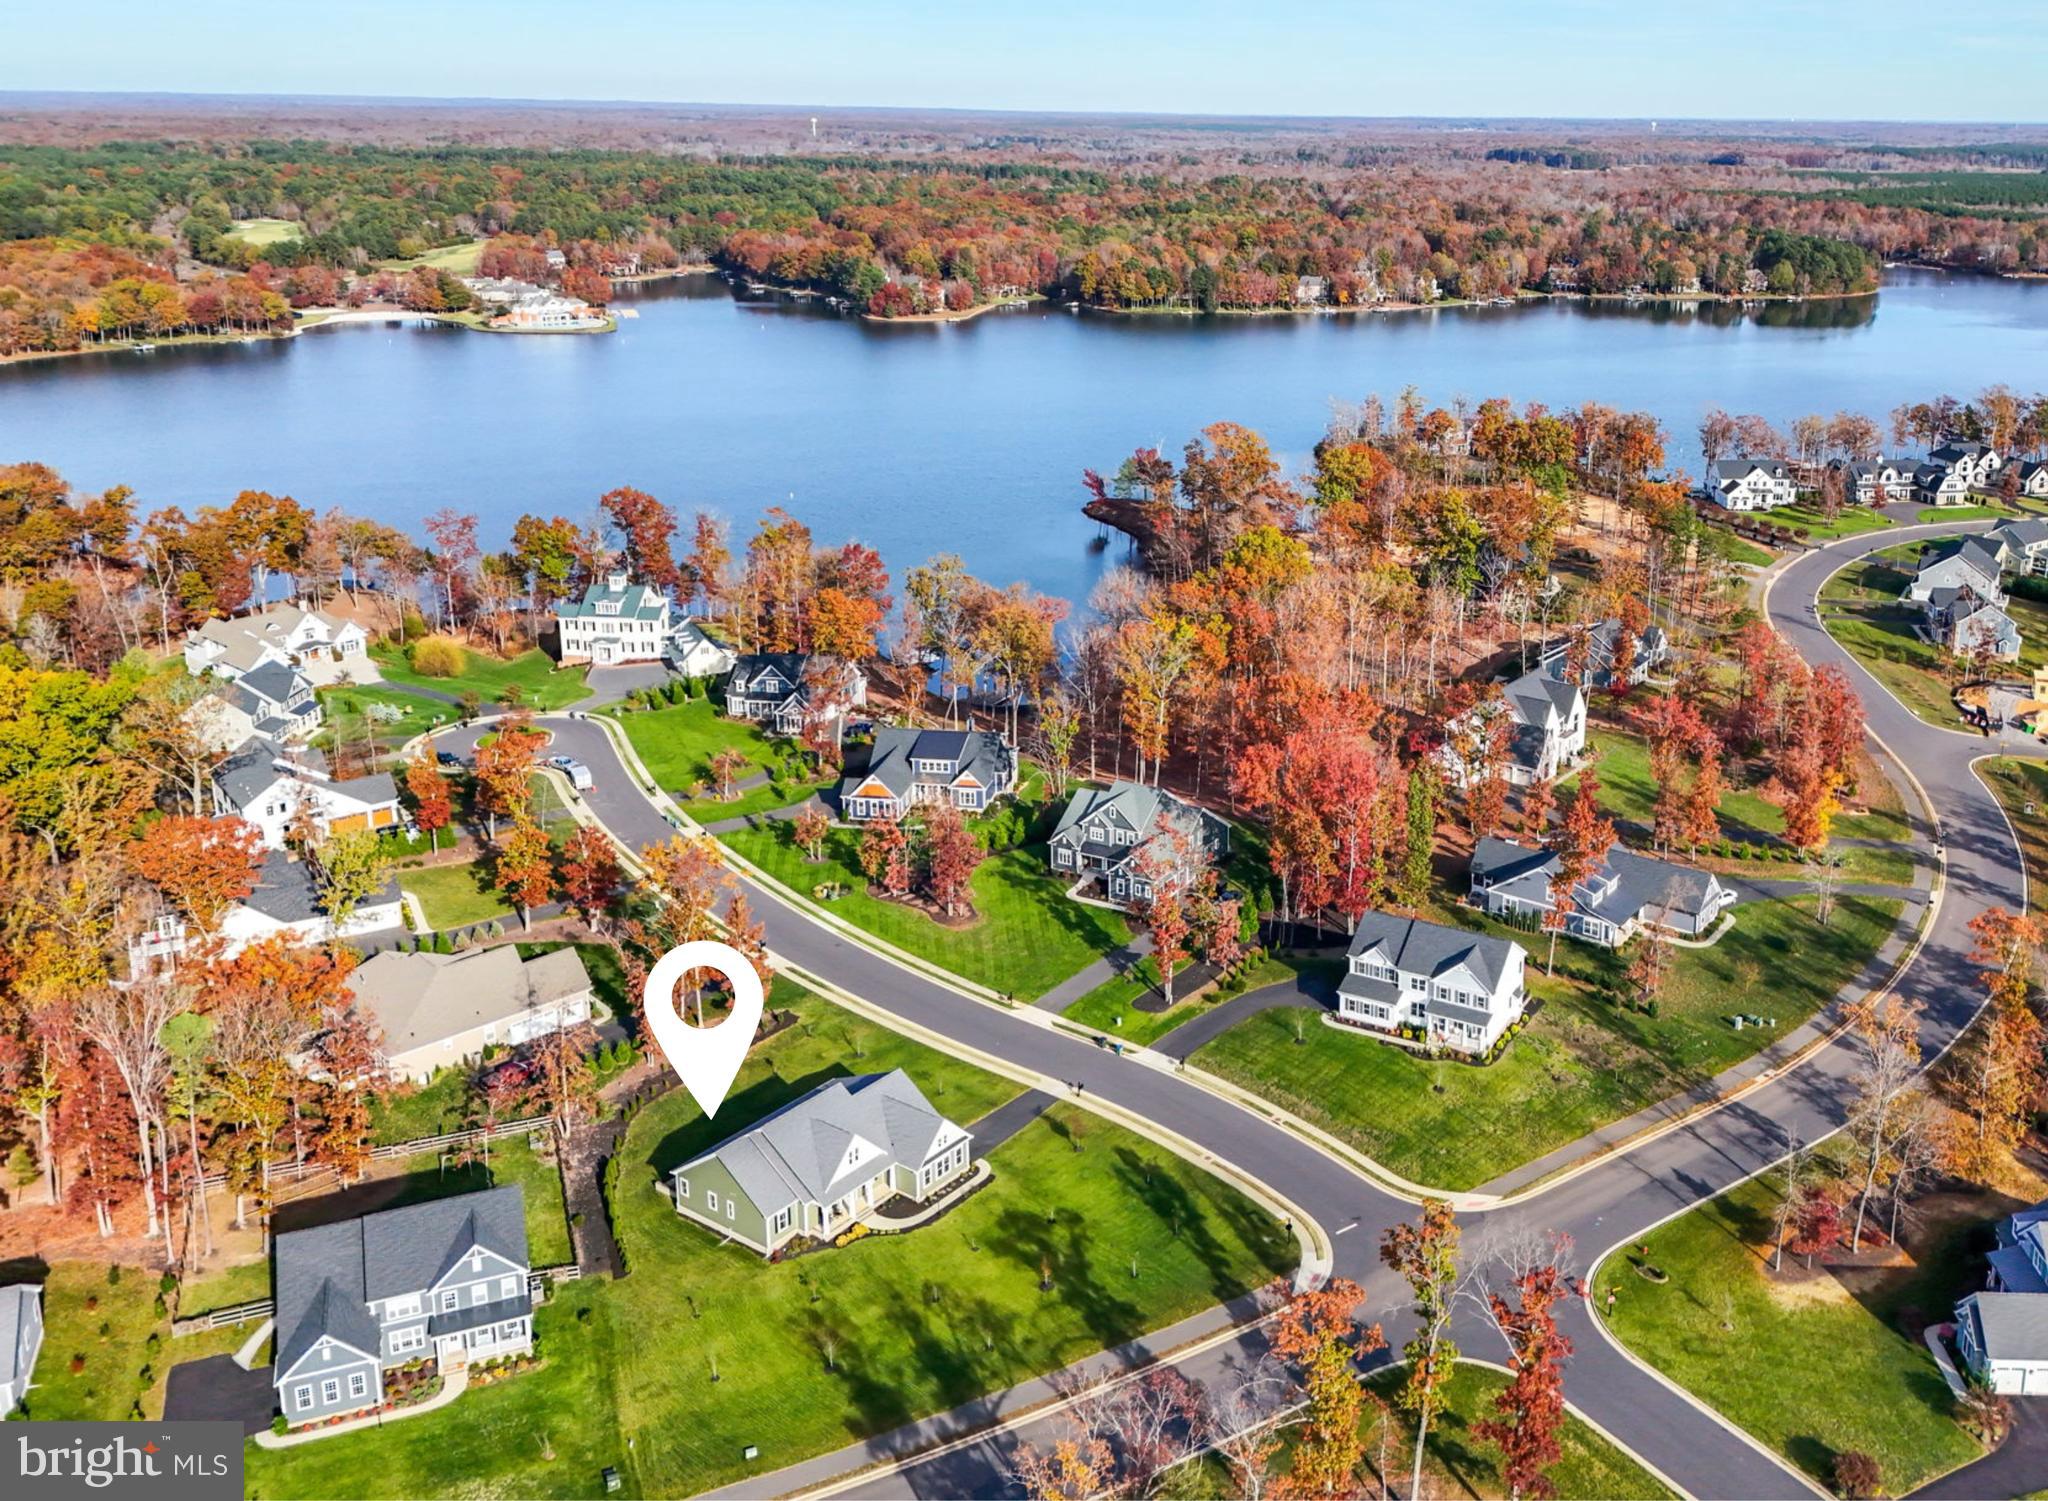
<box><xmin>1918</xmin><ymin>538</ymin><xmax>2005</xmax><ymax>585</ymax></box>
<box><xmin>0</xmin><ymin>1284</ymin><xmax>38</xmax><ymax>1387</ymax></box>
<box><xmin>839</xmin><ymin>727</ymin><xmax>1015</xmax><ymax>804</ymax></box>
<box><xmin>1471</xmin><ymin>837</ymin><xmax>1727</xmax><ymax>923</ymax></box>
<box><xmin>1966</xmin><ymin>1292</ymin><xmax>2048</xmax><ymax>1362</ymax></box>
<box><xmin>1050</xmin><ymin>780</ymin><xmax>1226</xmax><ymax>854</ymax></box>
<box><xmin>240</xmin><ymin>849</ymin><xmax>400</xmax><ymax>924</ymax></box>
<box><xmin>347</xmin><ymin>947</ymin><xmax>592</xmax><ymax>1054</ymax></box>
<box><xmin>558</xmin><ymin>575</ymin><xmax>667</xmax><ymax>622</ymax></box>
<box><xmin>274</xmin><ymin>1186</ymin><xmax>528</xmax><ymax>1380</ymax></box>
<box><xmin>1991</xmin><ymin>518</ymin><xmax>2048</xmax><ymax>551</ymax></box>
<box><xmin>237</xmin><ymin>660</ymin><xmax>308</xmax><ymax>708</ymax></box>
<box><xmin>729</xmin><ymin>653</ymin><xmax>810</xmax><ymax>699</ymax></box>
<box><xmin>677</xmin><ymin>1069</ymin><xmax>963</xmax><ymax>1215</ymax></box>
<box><xmin>1343</xmin><ymin>911</ymin><xmax>1520</xmax><ymax>994</ymax></box>
<box><xmin>1712</xmin><ymin>456</ymin><xmax>1791</xmax><ymax>481</ymax></box>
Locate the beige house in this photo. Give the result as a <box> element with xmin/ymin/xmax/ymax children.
<box><xmin>345</xmin><ymin>947</ymin><xmax>596</xmax><ymax>1083</ymax></box>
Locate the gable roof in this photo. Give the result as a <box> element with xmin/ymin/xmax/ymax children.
<box><xmin>1917</xmin><ymin>538</ymin><xmax>2005</xmax><ymax>585</ymax></box>
<box><xmin>1050</xmin><ymin>781</ymin><xmax>1228</xmax><ymax>859</ymax></box>
<box><xmin>347</xmin><ymin>946</ymin><xmax>592</xmax><ymax>1054</ymax></box>
<box><xmin>840</xmin><ymin>727</ymin><xmax>1015</xmax><ymax>803</ymax></box>
<box><xmin>237</xmin><ymin>660</ymin><xmax>309</xmax><ymax>707</ymax></box>
<box><xmin>1991</xmin><ymin>518</ymin><xmax>2048</xmax><ymax>551</ymax></box>
<box><xmin>1964</xmin><ymin>1292</ymin><xmax>2048</xmax><ymax>1363</ymax></box>
<box><xmin>677</xmin><ymin>1070</ymin><xmax>963</xmax><ymax>1214</ymax></box>
<box><xmin>729</xmin><ymin>653</ymin><xmax>811</xmax><ymax>699</ymax></box>
<box><xmin>1471</xmin><ymin>837</ymin><xmax>1728</xmax><ymax>922</ymax></box>
<box><xmin>1503</xmin><ymin>668</ymin><xmax>1583</xmax><ymax>731</ymax></box>
<box><xmin>1344</xmin><ymin>910</ymin><xmax>1520</xmax><ymax>994</ymax></box>
<box><xmin>240</xmin><ymin>848</ymin><xmax>400</xmax><ymax>925</ymax></box>
<box><xmin>1711</xmin><ymin>456</ymin><xmax>1791</xmax><ymax>482</ymax></box>
<box><xmin>274</xmin><ymin>1186</ymin><xmax>529</xmax><ymax>1379</ymax></box>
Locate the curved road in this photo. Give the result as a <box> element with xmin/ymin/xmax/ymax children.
<box><xmin>440</xmin><ymin>523</ymin><xmax>2031</xmax><ymax>1499</ymax></box>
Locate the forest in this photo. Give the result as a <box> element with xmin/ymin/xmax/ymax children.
<box><xmin>7</xmin><ymin>117</ymin><xmax>2045</xmax><ymax>353</ymax></box>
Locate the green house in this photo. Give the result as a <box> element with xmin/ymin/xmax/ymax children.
<box><xmin>669</xmin><ymin>1070</ymin><xmax>974</xmax><ymax>1257</ymax></box>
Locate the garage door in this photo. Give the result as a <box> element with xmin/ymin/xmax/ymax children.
<box><xmin>330</xmin><ymin>813</ymin><xmax>368</xmax><ymax>835</ymax></box>
<box><xmin>2025</xmin><ymin>1364</ymin><xmax>2048</xmax><ymax>1396</ymax></box>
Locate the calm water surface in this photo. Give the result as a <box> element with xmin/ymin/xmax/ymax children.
<box><xmin>3</xmin><ymin>269</ymin><xmax>2045</xmax><ymax>606</ymax></box>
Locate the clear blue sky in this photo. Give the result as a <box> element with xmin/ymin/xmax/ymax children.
<box><xmin>7</xmin><ymin>0</ymin><xmax>2042</xmax><ymax>122</ymax></box>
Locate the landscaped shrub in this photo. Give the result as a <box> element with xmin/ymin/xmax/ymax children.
<box><xmin>408</xmin><ymin>635</ymin><xmax>467</xmax><ymax>677</ymax></box>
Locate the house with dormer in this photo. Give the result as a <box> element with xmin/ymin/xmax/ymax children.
<box><xmin>1439</xmin><ymin>668</ymin><xmax>1587</xmax><ymax>789</ymax></box>
<box><xmin>668</xmin><ymin>619</ymin><xmax>738</xmax><ymax>680</ymax></box>
<box><xmin>839</xmin><ymin>728</ymin><xmax>1017</xmax><ymax>821</ymax></box>
<box><xmin>1538</xmin><ymin>618</ymin><xmax>1669</xmax><ymax>690</ymax></box>
<box><xmin>669</xmin><ymin>1071</ymin><xmax>973</xmax><ymax>1257</ymax></box>
<box><xmin>1335</xmin><ymin>911</ymin><xmax>1529</xmax><ymax>1055</ymax></box>
<box><xmin>213</xmin><ymin>737</ymin><xmax>403</xmax><ymax>850</ymax></box>
<box><xmin>1468</xmin><ymin>837</ymin><xmax>1737</xmax><ymax>947</ymax></box>
<box><xmin>184</xmin><ymin>603</ymin><xmax>372</xmax><ymax>689</ymax></box>
<box><xmin>2015</xmin><ymin>459</ymin><xmax>2048</xmax><ymax>501</ymax></box>
<box><xmin>272</xmin><ymin>1186</ymin><xmax>532</xmax><ymax>1425</ymax></box>
<box><xmin>724</xmin><ymin>653</ymin><xmax>867</xmax><ymax>737</ymax></box>
<box><xmin>1925</xmin><ymin>588</ymin><xmax>2023</xmax><ymax>660</ymax></box>
<box><xmin>1907</xmin><ymin>538</ymin><xmax>2008</xmax><ymax>606</ymax></box>
<box><xmin>1914</xmin><ymin>462</ymin><xmax>1975</xmax><ymax>507</ymax></box>
<box><xmin>1046</xmin><ymin>780</ymin><xmax>1231</xmax><ymax>908</ymax></box>
<box><xmin>1702</xmin><ymin>457</ymin><xmax>1796</xmax><ymax>511</ymax></box>
<box><xmin>555</xmin><ymin>570</ymin><xmax>670</xmax><ymax>666</ymax></box>
<box><xmin>1988</xmin><ymin>518</ymin><xmax>2048</xmax><ymax>577</ymax></box>
<box><xmin>1823</xmin><ymin>456</ymin><xmax>1916</xmax><ymax>507</ymax></box>
<box><xmin>1929</xmin><ymin>438</ymin><xmax>2003</xmax><ymax>491</ymax></box>
<box><xmin>1956</xmin><ymin>1196</ymin><xmax>2048</xmax><ymax>1394</ymax></box>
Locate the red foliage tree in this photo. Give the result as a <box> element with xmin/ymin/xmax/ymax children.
<box><xmin>127</xmin><ymin>814</ymin><xmax>262</xmax><ymax>932</ymax></box>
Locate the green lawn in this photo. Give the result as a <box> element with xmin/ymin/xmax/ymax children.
<box><xmin>719</xmin><ymin>823</ymin><xmax>1132</xmax><ymax>999</ymax></box>
<box><xmin>613</xmin><ymin>699</ymin><xmax>777</xmax><ymax>793</ymax></box>
<box><xmin>227</xmin><ymin>217</ymin><xmax>303</xmax><ymax>248</ymax></box>
<box><xmin>245</xmin><ymin>989</ymin><xmax>1294</xmax><ymax>1500</ymax></box>
<box><xmin>372</xmin><ymin>240</ymin><xmax>487</xmax><ymax>276</ymax></box>
<box><xmin>318</xmin><ymin>684</ymin><xmax>457</xmax><ymax>750</ymax></box>
<box><xmin>1597</xmin><ymin>1172</ymin><xmax>1981</xmax><ymax>1493</ymax></box>
<box><xmin>1194</xmin><ymin>895</ymin><xmax>1900</xmax><ymax>1190</ymax></box>
<box><xmin>1979</xmin><ymin>757</ymin><xmax>2048</xmax><ymax>896</ymax></box>
<box><xmin>1707</xmin><ymin>529</ymin><xmax>1776</xmax><ymax>567</ymax></box>
<box><xmin>14</xmin><ymin>1262</ymin><xmax>166</xmax><ymax>1421</ymax></box>
<box><xmin>368</xmin><ymin>1065</ymin><xmax>473</xmax><ymax>1144</ymax></box>
<box><xmin>374</xmin><ymin>645</ymin><xmax>591</xmax><ymax>711</ymax></box>
<box><xmin>1918</xmin><ymin>504</ymin><xmax>2015</xmax><ymax>523</ymax></box>
<box><xmin>1585</xmin><ymin>725</ymin><xmax>1785</xmax><ymax>838</ymax></box>
<box><xmin>398</xmin><ymin>860</ymin><xmax>514</xmax><ymax>930</ymax></box>
<box><xmin>1774</xmin><ymin>503</ymin><xmax>1893</xmax><ymax>540</ymax></box>
<box><xmin>177</xmin><ymin>1260</ymin><xmax>271</xmax><ymax>1319</ymax></box>
<box><xmin>1060</xmin><ymin>957</ymin><xmax>1201</xmax><ymax>1047</ymax></box>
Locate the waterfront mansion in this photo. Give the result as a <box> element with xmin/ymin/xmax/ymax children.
<box><xmin>1336</xmin><ymin>911</ymin><xmax>1530</xmax><ymax>1055</ymax></box>
<box><xmin>554</xmin><ymin>570</ymin><xmax>670</xmax><ymax>666</ymax></box>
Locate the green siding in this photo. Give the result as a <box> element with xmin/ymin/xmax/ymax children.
<box><xmin>672</xmin><ymin>1157</ymin><xmax>775</xmax><ymax>1250</ymax></box>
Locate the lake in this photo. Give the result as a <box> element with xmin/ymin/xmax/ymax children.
<box><xmin>3</xmin><ymin>268</ymin><xmax>2046</xmax><ymax>609</ymax></box>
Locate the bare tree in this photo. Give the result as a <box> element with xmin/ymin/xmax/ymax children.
<box><xmin>1201</xmin><ymin>1355</ymin><xmax>1299</xmax><ymax>1501</ymax></box>
<box><xmin>76</xmin><ymin>966</ymin><xmax>192</xmax><ymax>1248</ymax></box>
<box><xmin>1844</xmin><ymin>995</ymin><xmax>1925</xmax><ymax>1252</ymax></box>
<box><xmin>1768</xmin><ymin>1132</ymin><xmax>1812</xmax><ymax>1273</ymax></box>
<box><xmin>1803</xmin><ymin>847</ymin><xmax>1847</xmax><ymax>927</ymax></box>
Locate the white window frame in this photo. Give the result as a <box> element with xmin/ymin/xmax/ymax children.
<box><xmin>705</xmin><ymin>1189</ymin><xmax>720</xmax><ymax>1214</ymax></box>
<box><xmin>321</xmin><ymin>1377</ymin><xmax>340</xmax><ymax>1404</ymax></box>
<box><xmin>348</xmin><ymin>1371</ymin><xmax>368</xmax><ymax>1399</ymax></box>
<box><xmin>499</xmin><ymin>1275</ymin><xmax>518</xmax><ymax>1299</ymax></box>
<box><xmin>294</xmin><ymin>1384</ymin><xmax>314</xmax><ymax>1412</ymax></box>
<box><xmin>441</xmin><ymin>1290</ymin><xmax>459</xmax><ymax>1313</ymax></box>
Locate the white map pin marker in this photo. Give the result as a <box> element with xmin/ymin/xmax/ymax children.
<box><xmin>643</xmin><ymin>939</ymin><xmax>765</xmax><ymax>1119</ymax></box>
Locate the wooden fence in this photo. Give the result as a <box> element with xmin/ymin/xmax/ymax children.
<box><xmin>199</xmin><ymin>1116</ymin><xmax>552</xmax><ymax>1192</ymax></box>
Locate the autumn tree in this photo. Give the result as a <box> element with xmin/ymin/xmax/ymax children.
<box><xmin>858</xmin><ymin>815</ymin><xmax>912</xmax><ymax>898</ymax></box>
<box><xmin>792</xmin><ymin>804</ymin><xmax>831</xmax><ymax>862</ymax></box>
<box><xmin>529</xmin><ymin>1021</ymin><xmax>602</xmax><ymax>1140</ymax></box>
<box><xmin>558</xmin><ymin>825</ymin><xmax>622</xmax><ymax>927</ymax></box>
<box><xmin>709</xmin><ymin>747</ymin><xmax>748</xmax><ymax>801</ymax></box>
<box><xmin>1842</xmin><ymin>994</ymin><xmax>1924</xmax><ymax>1252</ymax></box>
<box><xmin>630</xmin><ymin>835</ymin><xmax>732</xmax><ymax>1029</ymax></box>
<box><xmin>310</xmin><ymin>829</ymin><xmax>392</xmax><ymax>936</ymax></box>
<box><xmin>599</xmin><ymin>485</ymin><xmax>681</xmax><ymax>590</ymax></box>
<box><xmin>1268</xmin><ymin>1276</ymin><xmax>1385</xmax><ymax>1501</ymax></box>
<box><xmin>495</xmin><ymin>816</ymin><xmax>557</xmax><ymax>930</ymax></box>
<box><xmin>922</xmin><ymin>801</ymin><xmax>981</xmax><ymax>918</ymax></box>
<box><xmin>127</xmin><ymin>814</ymin><xmax>262</xmax><ymax>933</ymax></box>
<box><xmin>404</xmin><ymin>748</ymin><xmax>454</xmax><ymax>853</ymax></box>
<box><xmin>473</xmin><ymin>714</ymin><xmax>545</xmax><ymax>841</ymax></box>
<box><xmin>1382</xmin><ymin>1199</ymin><xmax>1463</xmax><ymax>1501</ymax></box>
<box><xmin>1476</xmin><ymin>1257</ymin><xmax>1577</xmax><ymax>1501</ymax></box>
<box><xmin>1789</xmin><ymin>1187</ymin><xmax>1840</xmax><ymax>1268</ymax></box>
<box><xmin>1541</xmin><ymin>767</ymin><xmax>1615</xmax><ymax>972</ymax></box>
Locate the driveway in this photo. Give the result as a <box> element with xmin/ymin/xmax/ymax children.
<box><xmin>1911</xmin><ymin>1397</ymin><xmax>2048</xmax><ymax>1498</ymax></box>
<box><xmin>163</xmin><ymin>1353</ymin><xmax>276</xmax><ymax>1435</ymax></box>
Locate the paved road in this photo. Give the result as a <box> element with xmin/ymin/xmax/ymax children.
<box><xmin>433</xmin><ymin>528</ymin><xmax>2035</xmax><ymax>1499</ymax></box>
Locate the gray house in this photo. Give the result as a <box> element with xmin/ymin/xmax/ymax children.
<box><xmin>1336</xmin><ymin>911</ymin><xmax>1529</xmax><ymax>1054</ymax></box>
<box><xmin>1469</xmin><ymin>837</ymin><xmax>1736</xmax><ymax>946</ymax></box>
<box><xmin>1988</xmin><ymin>517</ymin><xmax>2048</xmax><ymax>577</ymax></box>
<box><xmin>1539</xmin><ymin>617</ymin><xmax>1670</xmax><ymax>690</ymax></box>
<box><xmin>230</xmin><ymin>660</ymin><xmax>322</xmax><ymax>741</ymax></box>
<box><xmin>0</xmin><ymin>1283</ymin><xmax>42</xmax><ymax>1415</ymax></box>
<box><xmin>1925</xmin><ymin>588</ymin><xmax>2023</xmax><ymax>661</ymax></box>
<box><xmin>724</xmin><ymin>653</ymin><xmax>868</xmax><ymax>736</ymax></box>
<box><xmin>272</xmin><ymin>1186</ymin><xmax>532</xmax><ymax>1425</ymax></box>
<box><xmin>1956</xmin><ymin>1196</ymin><xmax>2048</xmax><ymax>1394</ymax></box>
<box><xmin>1907</xmin><ymin>538</ymin><xmax>2007</xmax><ymax>605</ymax></box>
<box><xmin>839</xmin><ymin>727</ymin><xmax>1017</xmax><ymax>822</ymax></box>
<box><xmin>670</xmin><ymin>1070</ymin><xmax>973</xmax><ymax>1258</ymax></box>
<box><xmin>1047</xmin><ymin>781</ymin><xmax>1230</xmax><ymax>908</ymax></box>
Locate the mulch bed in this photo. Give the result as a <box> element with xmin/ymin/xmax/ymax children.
<box><xmin>861</xmin><ymin>883</ymin><xmax>984</xmax><ymax>930</ymax></box>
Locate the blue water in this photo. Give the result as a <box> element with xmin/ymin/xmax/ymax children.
<box><xmin>4</xmin><ymin>268</ymin><xmax>2045</xmax><ymax>607</ymax></box>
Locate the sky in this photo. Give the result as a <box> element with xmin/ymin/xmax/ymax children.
<box><xmin>5</xmin><ymin>0</ymin><xmax>2043</xmax><ymax>123</ymax></box>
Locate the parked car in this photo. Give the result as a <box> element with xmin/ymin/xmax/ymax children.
<box><xmin>435</xmin><ymin>750</ymin><xmax>462</xmax><ymax>768</ymax></box>
<box><xmin>560</xmin><ymin>760</ymin><xmax>595</xmax><ymax>791</ymax></box>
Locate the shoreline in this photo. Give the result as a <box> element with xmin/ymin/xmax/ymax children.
<box><xmin>1</xmin><ymin>303</ymin><xmax>619</xmax><ymax>365</ymax></box>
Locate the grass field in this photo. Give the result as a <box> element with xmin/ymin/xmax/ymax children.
<box><xmin>244</xmin><ymin>991</ymin><xmax>1293</xmax><ymax>1499</ymax></box>
<box><xmin>373</xmin><ymin>645</ymin><xmax>590</xmax><ymax>711</ymax></box>
<box><xmin>720</xmin><ymin>822</ymin><xmax>1132</xmax><ymax>999</ymax></box>
<box><xmin>1194</xmin><ymin>894</ymin><xmax>1900</xmax><ymax>1189</ymax></box>
<box><xmin>397</xmin><ymin>860</ymin><xmax>513</xmax><ymax>930</ymax></box>
<box><xmin>1978</xmin><ymin>757</ymin><xmax>2048</xmax><ymax>895</ymax></box>
<box><xmin>373</xmin><ymin>240</ymin><xmax>487</xmax><ymax>276</ymax></box>
<box><xmin>1774</xmin><ymin>503</ymin><xmax>1893</xmax><ymax>540</ymax></box>
<box><xmin>13</xmin><ymin>1261</ymin><xmax>166</xmax><ymax>1421</ymax></box>
<box><xmin>226</xmin><ymin>217</ymin><xmax>303</xmax><ymax>248</ymax></box>
<box><xmin>319</xmin><ymin>684</ymin><xmax>457</xmax><ymax>749</ymax></box>
<box><xmin>613</xmin><ymin>699</ymin><xmax>776</xmax><ymax>791</ymax></box>
<box><xmin>1597</xmin><ymin>1172</ymin><xmax>1981</xmax><ymax>1493</ymax></box>
<box><xmin>176</xmin><ymin>1260</ymin><xmax>271</xmax><ymax>1319</ymax></box>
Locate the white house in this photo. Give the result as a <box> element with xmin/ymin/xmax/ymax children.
<box><xmin>1439</xmin><ymin>668</ymin><xmax>1587</xmax><ymax>788</ymax></box>
<box><xmin>1929</xmin><ymin>438</ymin><xmax>2003</xmax><ymax>490</ymax></box>
<box><xmin>1334</xmin><ymin>910</ymin><xmax>1530</xmax><ymax>1055</ymax></box>
<box><xmin>215</xmin><ymin>848</ymin><xmax>404</xmax><ymax>955</ymax></box>
<box><xmin>1468</xmin><ymin>837</ymin><xmax>1738</xmax><ymax>946</ymax></box>
<box><xmin>342</xmin><ymin>947</ymin><xmax>595</xmax><ymax>1084</ymax></box>
<box><xmin>1824</xmin><ymin>457</ymin><xmax>1916</xmax><ymax>507</ymax></box>
<box><xmin>1538</xmin><ymin>617</ymin><xmax>1670</xmax><ymax>690</ymax></box>
<box><xmin>1914</xmin><ymin>463</ymin><xmax>1975</xmax><ymax>507</ymax></box>
<box><xmin>555</xmin><ymin>571</ymin><xmax>671</xmax><ymax>666</ymax></box>
<box><xmin>0</xmin><ymin>1284</ymin><xmax>42</xmax><ymax>1416</ymax></box>
<box><xmin>1988</xmin><ymin>518</ymin><xmax>2048</xmax><ymax>578</ymax></box>
<box><xmin>1956</xmin><ymin>1197</ymin><xmax>2048</xmax><ymax>1394</ymax></box>
<box><xmin>1702</xmin><ymin>457</ymin><xmax>1796</xmax><ymax>511</ymax></box>
<box><xmin>668</xmin><ymin>619</ymin><xmax>738</xmax><ymax>679</ymax></box>
<box><xmin>184</xmin><ymin>603</ymin><xmax>372</xmax><ymax>688</ymax></box>
<box><xmin>213</xmin><ymin>737</ymin><xmax>404</xmax><ymax>850</ymax></box>
<box><xmin>2015</xmin><ymin>459</ymin><xmax>2048</xmax><ymax>501</ymax></box>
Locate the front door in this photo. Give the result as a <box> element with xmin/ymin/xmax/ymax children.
<box><xmin>437</xmin><ymin>1334</ymin><xmax>468</xmax><ymax>1372</ymax></box>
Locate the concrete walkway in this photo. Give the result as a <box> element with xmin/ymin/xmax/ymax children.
<box><xmin>1032</xmin><ymin>934</ymin><xmax>1154</xmax><ymax>1012</ymax></box>
<box><xmin>232</xmin><ymin>1317</ymin><xmax>273</xmax><ymax>1371</ymax></box>
<box><xmin>252</xmin><ymin>1366</ymin><xmax>469</xmax><ymax>1448</ymax></box>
